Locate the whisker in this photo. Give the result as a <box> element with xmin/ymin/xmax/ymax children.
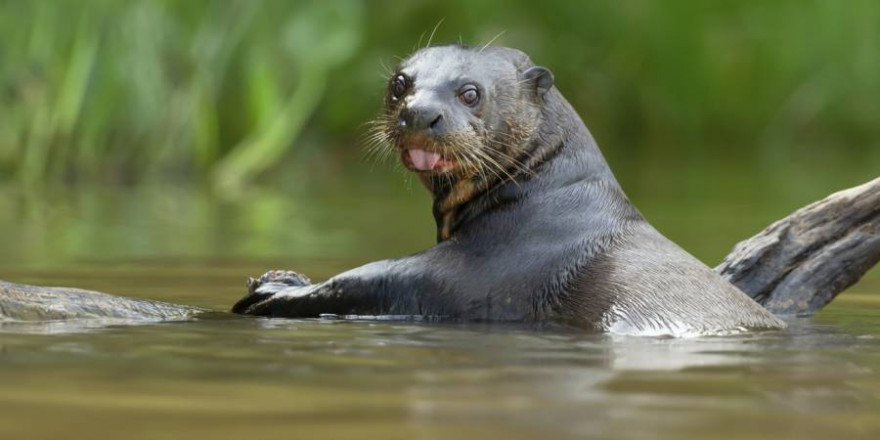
<box><xmin>462</xmin><ymin>148</ymin><xmax>498</xmax><ymax>184</ymax></box>
<box><xmin>484</xmin><ymin>145</ymin><xmax>536</xmax><ymax>179</ymax></box>
<box><xmin>479</xmin><ymin>30</ymin><xmax>506</xmax><ymax>53</ymax></box>
<box><xmin>471</xmin><ymin>147</ymin><xmax>518</xmax><ymax>185</ymax></box>
<box><xmin>359</xmin><ymin>116</ymin><xmax>397</xmax><ymax>168</ymax></box>
<box><xmin>378</xmin><ymin>59</ymin><xmax>393</xmax><ymax>77</ymax></box>
<box><xmin>426</xmin><ymin>18</ymin><xmax>446</xmax><ymax>48</ymax></box>
<box><xmin>415</xmin><ymin>30</ymin><xmax>427</xmax><ymax>52</ymax></box>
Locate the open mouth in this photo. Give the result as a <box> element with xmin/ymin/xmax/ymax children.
<box><xmin>400</xmin><ymin>148</ymin><xmax>457</xmax><ymax>173</ymax></box>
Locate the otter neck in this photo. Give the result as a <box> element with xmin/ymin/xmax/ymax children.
<box><xmin>427</xmin><ymin>88</ymin><xmax>621</xmax><ymax>243</ymax></box>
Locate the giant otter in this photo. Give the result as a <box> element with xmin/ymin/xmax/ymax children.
<box><xmin>231</xmin><ymin>45</ymin><xmax>786</xmax><ymax>335</ymax></box>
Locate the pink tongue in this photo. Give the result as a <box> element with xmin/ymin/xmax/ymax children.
<box><xmin>407</xmin><ymin>149</ymin><xmax>442</xmax><ymax>171</ymax></box>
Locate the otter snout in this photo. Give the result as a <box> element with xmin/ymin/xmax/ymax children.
<box><xmin>400</xmin><ymin>104</ymin><xmax>444</xmax><ymax>133</ymax></box>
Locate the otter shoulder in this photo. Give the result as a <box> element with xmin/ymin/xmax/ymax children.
<box><xmin>569</xmin><ymin>223</ymin><xmax>785</xmax><ymax>336</ymax></box>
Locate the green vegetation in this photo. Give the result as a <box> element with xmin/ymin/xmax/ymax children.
<box><xmin>1</xmin><ymin>0</ymin><xmax>878</xmax><ymax>192</ymax></box>
<box><xmin>0</xmin><ymin>0</ymin><xmax>362</xmax><ymax>189</ymax></box>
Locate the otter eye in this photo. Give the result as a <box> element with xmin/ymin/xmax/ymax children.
<box><xmin>459</xmin><ymin>86</ymin><xmax>480</xmax><ymax>107</ymax></box>
<box><xmin>390</xmin><ymin>74</ymin><xmax>408</xmax><ymax>100</ymax></box>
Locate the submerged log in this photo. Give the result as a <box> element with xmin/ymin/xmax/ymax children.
<box><xmin>0</xmin><ymin>178</ymin><xmax>878</xmax><ymax>322</ymax></box>
<box><xmin>0</xmin><ymin>280</ymin><xmax>201</xmax><ymax>321</ymax></box>
<box><xmin>716</xmin><ymin>177</ymin><xmax>880</xmax><ymax>316</ymax></box>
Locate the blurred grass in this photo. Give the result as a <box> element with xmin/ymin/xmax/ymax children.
<box><xmin>0</xmin><ymin>0</ymin><xmax>362</xmax><ymax>190</ymax></box>
<box><xmin>0</xmin><ymin>0</ymin><xmax>877</xmax><ymax>288</ymax></box>
<box><xmin>0</xmin><ymin>0</ymin><xmax>878</xmax><ymax>193</ymax></box>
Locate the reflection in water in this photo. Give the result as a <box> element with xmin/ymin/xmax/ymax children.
<box><xmin>607</xmin><ymin>334</ymin><xmax>757</xmax><ymax>371</ymax></box>
<box><xmin>1</xmin><ymin>297</ymin><xmax>880</xmax><ymax>440</ymax></box>
<box><xmin>1</xmin><ymin>184</ymin><xmax>879</xmax><ymax>439</ymax></box>
<box><xmin>0</xmin><ymin>318</ymin><xmax>174</xmax><ymax>335</ymax></box>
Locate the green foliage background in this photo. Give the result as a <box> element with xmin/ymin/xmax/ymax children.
<box><xmin>1</xmin><ymin>0</ymin><xmax>878</xmax><ymax>190</ymax></box>
<box><xmin>0</xmin><ymin>0</ymin><xmax>878</xmax><ymax>288</ymax></box>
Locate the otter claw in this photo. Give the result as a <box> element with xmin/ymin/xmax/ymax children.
<box><xmin>258</xmin><ymin>270</ymin><xmax>311</xmax><ymax>286</ymax></box>
<box><xmin>249</xmin><ymin>270</ymin><xmax>311</xmax><ymax>295</ymax></box>
<box><xmin>233</xmin><ymin>270</ymin><xmax>313</xmax><ymax>314</ymax></box>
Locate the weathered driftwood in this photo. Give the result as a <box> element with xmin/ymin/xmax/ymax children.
<box><xmin>0</xmin><ymin>280</ymin><xmax>201</xmax><ymax>322</ymax></box>
<box><xmin>716</xmin><ymin>177</ymin><xmax>880</xmax><ymax>316</ymax></box>
<box><xmin>0</xmin><ymin>178</ymin><xmax>878</xmax><ymax>323</ymax></box>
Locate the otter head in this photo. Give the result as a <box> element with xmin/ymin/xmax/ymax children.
<box><xmin>372</xmin><ymin>45</ymin><xmax>555</xmax><ymax>194</ymax></box>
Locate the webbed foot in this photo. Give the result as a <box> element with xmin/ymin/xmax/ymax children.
<box><xmin>246</xmin><ymin>270</ymin><xmax>311</xmax><ymax>295</ymax></box>
<box><xmin>233</xmin><ymin>270</ymin><xmax>311</xmax><ymax>314</ymax></box>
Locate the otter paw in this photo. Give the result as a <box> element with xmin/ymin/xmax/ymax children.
<box><xmin>246</xmin><ymin>270</ymin><xmax>312</xmax><ymax>296</ymax></box>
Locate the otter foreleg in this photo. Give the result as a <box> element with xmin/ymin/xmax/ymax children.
<box><xmin>231</xmin><ymin>258</ymin><xmax>454</xmax><ymax>319</ymax></box>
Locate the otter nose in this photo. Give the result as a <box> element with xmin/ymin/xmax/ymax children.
<box><xmin>401</xmin><ymin>105</ymin><xmax>443</xmax><ymax>132</ymax></box>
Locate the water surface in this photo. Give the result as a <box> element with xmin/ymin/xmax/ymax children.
<box><xmin>1</xmin><ymin>182</ymin><xmax>878</xmax><ymax>440</ymax></box>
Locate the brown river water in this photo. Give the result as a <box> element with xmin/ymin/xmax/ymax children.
<box><xmin>1</xmin><ymin>181</ymin><xmax>878</xmax><ymax>440</ymax></box>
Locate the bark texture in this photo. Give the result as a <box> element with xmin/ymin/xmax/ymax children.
<box><xmin>716</xmin><ymin>177</ymin><xmax>880</xmax><ymax>315</ymax></box>
<box><xmin>0</xmin><ymin>280</ymin><xmax>201</xmax><ymax>321</ymax></box>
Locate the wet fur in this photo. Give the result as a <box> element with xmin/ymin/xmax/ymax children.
<box><xmin>234</xmin><ymin>45</ymin><xmax>785</xmax><ymax>334</ymax></box>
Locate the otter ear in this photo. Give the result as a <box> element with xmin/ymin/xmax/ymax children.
<box><xmin>521</xmin><ymin>66</ymin><xmax>554</xmax><ymax>97</ymax></box>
